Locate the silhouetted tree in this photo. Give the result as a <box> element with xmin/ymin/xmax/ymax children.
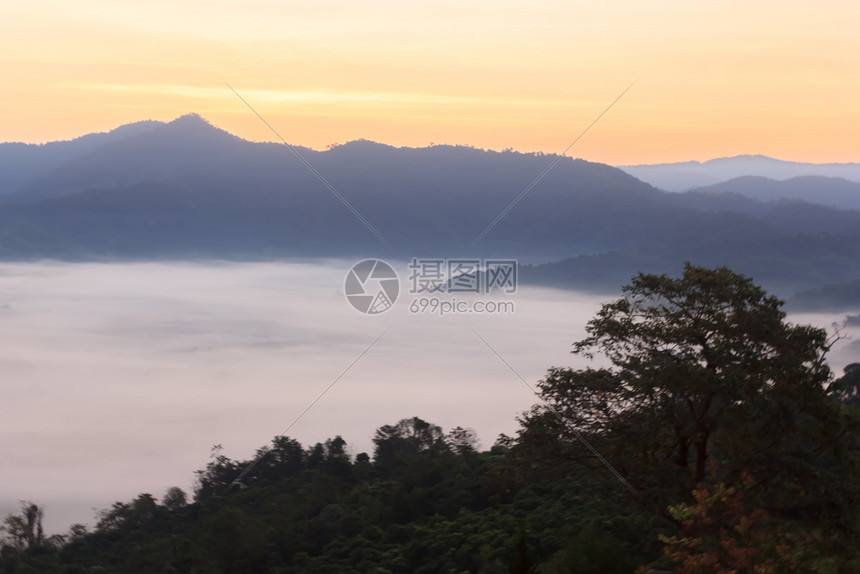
<box><xmin>307</xmin><ymin>443</ymin><xmax>326</xmax><ymax>469</ymax></box>
<box><xmin>1</xmin><ymin>501</ymin><xmax>44</xmax><ymax>551</ymax></box>
<box><xmin>373</xmin><ymin>417</ymin><xmax>448</xmax><ymax>466</ymax></box>
<box><xmin>162</xmin><ymin>487</ymin><xmax>188</xmax><ymax>511</ymax></box>
<box><xmin>534</xmin><ymin>264</ymin><xmax>837</xmax><ymax>485</ymax></box>
<box><xmin>832</xmin><ymin>362</ymin><xmax>860</xmax><ymax>403</ymax></box>
<box><xmin>447</xmin><ymin>426</ymin><xmax>480</xmax><ymax>454</ymax></box>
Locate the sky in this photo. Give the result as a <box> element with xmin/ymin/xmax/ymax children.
<box><xmin>1</xmin><ymin>0</ymin><xmax>858</xmax><ymax>164</ymax></box>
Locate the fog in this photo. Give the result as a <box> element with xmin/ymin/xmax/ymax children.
<box><xmin>1</xmin><ymin>261</ymin><xmax>857</xmax><ymax>534</ymax></box>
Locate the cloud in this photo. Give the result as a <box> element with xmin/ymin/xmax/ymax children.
<box><xmin>73</xmin><ymin>83</ymin><xmax>592</xmax><ymax>111</ymax></box>
<box><xmin>0</xmin><ymin>261</ymin><xmax>608</xmax><ymax>534</ymax></box>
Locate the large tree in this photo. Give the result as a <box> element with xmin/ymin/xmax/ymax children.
<box><xmin>531</xmin><ymin>264</ymin><xmax>852</xmax><ymax>517</ymax></box>
<box><xmin>832</xmin><ymin>362</ymin><xmax>860</xmax><ymax>403</ymax></box>
<box><xmin>372</xmin><ymin>417</ymin><xmax>449</xmax><ymax>465</ymax></box>
<box><xmin>1</xmin><ymin>502</ymin><xmax>44</xmax><ymax>552</ymax></box>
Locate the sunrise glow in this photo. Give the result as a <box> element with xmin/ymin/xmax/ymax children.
<box><xmin>2</xmin><ymin>0</ymin><xmax>858</xmax><ymax>164</ymax></box>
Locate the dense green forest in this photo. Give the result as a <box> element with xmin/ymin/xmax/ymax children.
<box><xmin>3</xmin><ymin>265</ymin><xmax>859</xmax><ymax>573</ymax></box>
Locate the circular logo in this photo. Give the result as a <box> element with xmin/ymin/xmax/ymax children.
<box><xmin>344</xmin><ymin>259</ymin><xmax>399</xmax><ymax>314</ymax></box>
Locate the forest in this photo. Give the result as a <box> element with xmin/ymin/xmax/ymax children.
<box><xmin>2</xmin><ymin>264</ymin><xmax>859</xmax><ymax>573</ymax></box>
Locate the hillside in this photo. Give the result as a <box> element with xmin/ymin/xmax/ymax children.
<box><xmin>685</xmin><ymin>175</ymin><xmax>860</xmax><ymax>211</ymax></box>
<box><xmin>619</xmin><ymin>155</ymin><xmax>860</xmax><ymax>192</ymax></box>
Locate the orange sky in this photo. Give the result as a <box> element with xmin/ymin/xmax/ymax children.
<box><xmin>1</xmin><ymin>0</ymin><xmax>858</xmax><ymax>164</ymax></box>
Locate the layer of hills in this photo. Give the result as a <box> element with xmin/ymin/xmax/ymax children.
<box><xmin>2</xmin><ymin>114</ymin><xmax>860</xmax><ymax>304</ymax></box>
<box><xmin>620</xmin><ymin>155</ymin><xmax>860</xmax><ymax>192</ymax></box>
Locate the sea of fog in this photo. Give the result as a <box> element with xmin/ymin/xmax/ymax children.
<box><xmin>1</xmin><ymin>261</ymin><xmax>858</xmax><ymax>534</ymax></box>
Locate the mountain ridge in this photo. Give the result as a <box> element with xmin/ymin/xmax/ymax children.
<box><xmin>620</xmin><ymin>155</ymin><xmax>860</xmax><ymax>191</ymax></box>
<box><xmin>2</xmin><ymin>114</ymin><xmax>859</xmax><ymax>302</ymax></box>
<box><xmin>683</xmin><ymin>175</ymin><xmax>860</xmax><ymax>211</ymax></box>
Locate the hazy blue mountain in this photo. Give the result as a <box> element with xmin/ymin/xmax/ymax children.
<box><xmin>786</xmin><ymin>280</ymin><xmax>860</xmax><ymax>312</ymax></box>
<box><xmin>522</xmin><ymin>233</ymin><xmax>860</xmax><ymax>298</ymax></box>
<box><xmin>683</xmin><ymin>175</ymin><xmax>860</xmax><ymax>211</ymax></box>
<box><xmin>662</xmin><ymin>190</ymin><xmax>860</xmax><ymax>236</ymax></box>
<box><xmin>0</xmin><ymin>120</ymin><xmax>162</xmax><ymax>197</ymax></box>
<box><xmin>0</xmin><ymin>114</ymin><xmax>697</xmax><ymax>260</ymax></box>
<box><xmin>2</xmin><ymin>115</ymin><xmax>859</xmax><ymax>298</ymax></box>
<box><xmin>619</xmin><ymin>155</ymin><xmax>860</xmax><ymax>192</ymax></box>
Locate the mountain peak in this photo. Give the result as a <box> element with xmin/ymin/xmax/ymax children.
<box><xmin>158</xmin><ymin>113</ymin><xmax>239</xmax><ymax>142</ymax></box>
<box><xmin>163</xmin><ymin>113</ymin><xmax>218</xmax><ymax>132</ymax></box>
<box><xmin>167</xmin><ymin>113</ymin><xmax>209</xmax><ymax>126</ymax></box>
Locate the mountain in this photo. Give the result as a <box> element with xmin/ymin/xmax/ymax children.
<box><xmin>619</xmin><ymin>155</ymin><xmax>860</xmax><ymax>192</ymax></box>
<box><xmin>785</xmin><ymin>280</ymin><xmax>860</xmax><ymax>312</ymax></box>
<box><xmin>0</xmin><ymin>115</ymin><xmax>671</xmax><ymax>260</ymax></box>
<box><xmin>0</xmin><ymin>120</ymin><xmax>162</xmax><ymax>197</ymax></box>
<box><xmin>681</xmin><ymin>176</ymin><xmax>860</xmax><ymax>211</ymax></box>
<box><xmin>2</xmin><ymin>115</ymin><xmax>860</xmax><ymax>298</ymax></box>
<box><xmin>522</xmin><ymin>233</ymin><xmax>860</xmax><ymax>300</ymax></box>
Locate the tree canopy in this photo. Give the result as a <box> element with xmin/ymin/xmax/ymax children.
<box><xmin>537</xmin><ymin>264</ymin><xmax>837</xmax><ymax>477</ymax></box>
<box><xmin>523</xmin><ymin>263</ymin><xmax>859</xmax><ymax>568</ymax></box>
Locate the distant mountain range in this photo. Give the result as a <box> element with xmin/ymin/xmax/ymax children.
<box><xmin>1</xmin><ymin>114</ymin><xmax>859</xmax><ymax>307</ymax></box>
<box><xmin>683</xmin><ymin>176</ymin><xmax>860</xmax><ymax>211</ymax></box>
<box><xmin>620</xmin><ymin>155</ymin><xmax>860</xmax><ymax>192</ymax></box>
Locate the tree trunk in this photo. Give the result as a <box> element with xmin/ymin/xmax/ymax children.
<box><xmin>676</xmin><ymin>434</ymin><xmax>689</xmax><ymax>469</ymax></box>
<box><xmin>694</xmin><ymin>433</ymin><xmax>709</xmax><ymax>483</ymax></box>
